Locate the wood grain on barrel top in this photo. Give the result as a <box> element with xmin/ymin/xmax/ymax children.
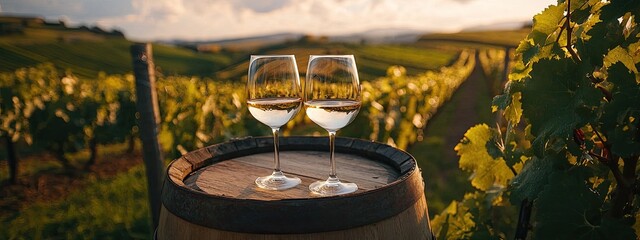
<box><xmin>182</xmin><ymin>151</ymin><xmax>399</xmax><ymax>200</ymax></box>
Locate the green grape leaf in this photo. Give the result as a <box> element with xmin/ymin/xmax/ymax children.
<box><xmin>532</xmin><ymin>167</ymin><xmax>636</xmax><ymax>240</ymax></box>
<box><xmin>627</xmin><ymin>40</ymin><xmax>640</xmax><ymax>66</ymax></box>
<box><xmin>516</xmin><ymin>39</ymin><xmax>539</xmax><ymax>64</ymax></box>
<box><xmin>601</xmin><ymin>63</ymin><xmax>640</xmax><ymax>157</ymax></box>
<box><xmin>604</xmin><ymin>46</ymin><xmax>639</xmax><ymax>73</ymax></box>
<box><xmin>433</xmin><ymin>191</ymin><xmax>510</xmax><ymax>240</ymax></box>
<box><xmin>492</xmin><ymin>81</ymin><xmax>524</xmax><ymax>125</ymax></box>
<box><xmin>517</xmin><ymin>4</ymin><xmax>566</xmax><ymax>65</ymax></box>
<box><xmin>461</xmin><ymin>192</ymin><xmax>503</xmax><ymax>240</ymax></box>
<box><xmin>492</xmin><ymin>93</ymin><xmax>510</xmax><ymax>110</ymax></box>
<box><xmin>520</xmin><ymin>58</ymin><xmax>602</xmax><ymax>154</ymax></box>
<box><xmin>575</xmin><ymin>16</ymin><xmax>609</xmax><ymax>65</ymax></box>
<box><xmin>530</xmin><ymin>4</ymin><xmax>566</xmax><ymax>46</ymax></box>
<box><xmin>456</xmin><ymin>124</ymin><xmax>514</xmax><ymax>191</ymax></box>
<box><xmin>570</xmin><ymin>5</ymin><xmax>591</xmax><ymax>25</ymax></box>
<box><xmin>600</xmin><ymin>0</ymin><xmax>640</xmax><ymax>22</ymax></box>
<box><xmin>509</xmin><ymin>155</ymin><xmax>552</xmax><ymax>204</ymax></box>
<box><xmin>565</xmin><ymin>0</ymin><xmax>590</xmax><ymax>10</ymax></box>
<box><xmin>509</xmin><ymin>59</ymin><xmax>533</xmax><ymax>81</ymax></box>
<box><xmin>504</xmin><ymin>92</ymin><xmax>523</xmax><ymax>124</ymax></box>
<box><xmin>431</xmin><ymin>200</ymin><xmax>475</xmax><ymax>240</ymax></box>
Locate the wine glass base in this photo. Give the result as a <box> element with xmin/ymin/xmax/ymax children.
<box><xmin>255</xmin><ymin>172</ymin><xmax>301</xmax><ymax>190</ymax></box>
<box><xmin>309</xmin><ymin>178</ymin><xmax>358</xmax><ymax>196</ymax></box>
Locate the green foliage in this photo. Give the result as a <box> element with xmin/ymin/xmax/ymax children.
<box><xmin>601</xmin><ymin>63</ymin><xmax>640</xmax><ymax>157</ymax></box>
<box><xmin>433</xmin><ymin>0</ymin><xmax>640</xmax><ymax>239</ymax></box>
<box><xmin>359</xmin><ymin>51</ymin><xmax>475</xmax><ymax>149</ymax></box>
<box><xmin>456</xmin><ymin>124</ymin><xmax>514</xmax><ymax>191</ymax></box>
<box><xmin>155</xmin><ymin>76</ymin><xmax>256</xmax><ymax>157</ymax></box>
<box><xmin>0</xmin><ymin>165</ymin><xmax>151</xmax><ymax>239</ymax></box>
<box><xmin>14</xmin><ymin>67</ymin><xmax>137</xmax><ymax>165</ymax></box>
<box><xmin>432</xmin><ymin>191</ymin><xmax>517</xmax><ymax>240</ymax></box>
<box><xmin>531</xmin><ymin>166</ymin><xmax>636</xmax><ymax>239</ymax></box>
<box><xmin>520</xmin><ymin>58</ymin><xmax>602</xmax><ymax>154</ymax></box>
<box><xmin>509</xmin><ymin>156</ymin><xmax>551</xmax><ymax>204</ymax></box>
<box><xmin>431</xmin><ymin>199</ymin><xmax>475</xmax><ymax>239</ymax></box>
<box><xmin>0</xmin><ymin>49</ymin><xmax>473</xmax><ymax>167</ymax></box>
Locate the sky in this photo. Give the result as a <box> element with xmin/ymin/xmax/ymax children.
<box><xmin>0</xmin><ymin>0</ymin><xmax>557</xmax><ymax>41</ymax></box>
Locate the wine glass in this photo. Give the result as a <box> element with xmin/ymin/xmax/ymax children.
<box><xmin>247</xmin><ymin>55</ymin><xmax>302</xmax><ymax>190</ymax></box>
<box><xmin>305</xmin><ymin>55</ymin><xmax>361</xmax><ymax>196</ymax></box>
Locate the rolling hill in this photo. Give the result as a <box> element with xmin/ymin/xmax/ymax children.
<box><xmin>214</xmin><ymin>42</ymin><xmax>459</xmax><ymax>82</ymax></box>
<box><xmin>1</xmin><ymin>15</ymin><xmax>528</xmax><ymax>82</ymax></box>
<box><xmin>0</xmin><ymin>16</ymin><xmax>232</xmax><ymax>79</ymax></box>
<box><xmin>416</xmin><ymin>28</ymin><xmax>530</xmax><ymax>49</ymax></box>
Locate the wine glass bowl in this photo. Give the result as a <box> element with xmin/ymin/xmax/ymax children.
<box><xmin>247</xmin><ymin>55</ymin><xmax>302</xmax><ymax>190</ymax></box>
<box><xmin>247</xmin><ymin>98</ymin><xmax>302</xmax><ymax>129</ymax></box>
<box><xmin>305</xmin><ymin>99</ymin><xmax>361</xmax><ymax>132</ymax></box>
<box><xmin>305</xmin><ymin>55</ymin><xmax>361</xmax><ymax>196</ymax></box>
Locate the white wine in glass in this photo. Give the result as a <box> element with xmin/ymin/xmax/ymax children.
<box><xmin>247</xmin><ymin>55</ymin><xmax>302</xmax><ymax>190</ymax></box>
<box><xmin>305</xmin><ymin>55</ymin><xmax>361</xmax><ymax>196</ymax></box>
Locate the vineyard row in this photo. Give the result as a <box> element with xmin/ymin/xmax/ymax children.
<box><xmin>0</xmin><ymin>50</ymin><xmax>476</xmax><ymax>181</ymax></box>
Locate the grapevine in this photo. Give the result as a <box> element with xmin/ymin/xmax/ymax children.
<box><xmin>1</xmin><ymin>48</ymin><xmax>476</xmax><ymax>182</ymax></box>
<box><xmin>361</xmin><ymin>50</ymin><xmax>475</xmax><ymax>149</ymax></box>
<box><xmin>433</xmin><ymin>0</ymin><xmax>640</xmax><ymax>239</ymax></box>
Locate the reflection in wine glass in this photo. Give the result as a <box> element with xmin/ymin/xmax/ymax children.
<box><xmin>247</xmin><ymin>55</ymin><xmax>302</xmax><ymax>190</ymax></box>
<box><xmin>305</xmin><ymin>55</ymin><xmax>361</xmax><ymax>196</ymax></box>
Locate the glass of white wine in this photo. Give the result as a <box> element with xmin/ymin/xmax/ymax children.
<box><xmin>305</xmin><ymin>55</ymin><xmax>361</xmax><ymax>196</ymax></box>
<box><xmin>247</xmin><ymin>55</ymin><xmax>302</xmax><ymax>190</ymax></box>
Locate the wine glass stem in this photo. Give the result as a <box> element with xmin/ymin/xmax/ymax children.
<box><xmin>328</xmin><ymin>131</ymin><xmax>337</xmax><ymax>178</ymax></box>
<box><xmin>272</xmin><ymin>127</ymin><xmax>281</xmax><ymax>172</ymax></box>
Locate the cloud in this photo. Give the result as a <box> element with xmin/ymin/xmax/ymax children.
<box><xmin>0</xmin><ymin>0</ymin><xmax>132</xmax><ymax>20</ymax></box>
<box><xmin>131</xmin><ymin>0</ymin><xmax>186</xmax><ymax>22</ymax></box>
<box><xmin>1</xmin><ymin>0</ymin><xmax>556</xmax><ymax>40</ymax></box>
<box><xmin>449</xmin><ymin>0</ymin><xmax>476</xmax><ymax>3</ymax></box>
<box><xmin>227</xmin><ymin>0</ymin><xmax>292</xmax><ymax>13</ymax></box>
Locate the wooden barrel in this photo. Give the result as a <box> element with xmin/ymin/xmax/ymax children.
<box><xmin>158</xmin><ymin>136</ymin><xmax>433</xmax><ymax>240</ymax></box>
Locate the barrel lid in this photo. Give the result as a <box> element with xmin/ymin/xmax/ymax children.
<box><xmin>161</xmin><ymin>136</ymin><xmax>423</xmax><ymax>234</ymax></box>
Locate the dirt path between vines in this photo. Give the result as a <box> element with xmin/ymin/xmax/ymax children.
<box><xmin>408</xmin><ymin>51</ymin><xmax>495</xmax><ymax>216</ymax></box>
<box><xmin>440</xmin><ymin>53</ymin><xmax>492</xmax><ymax>162</ymax></box>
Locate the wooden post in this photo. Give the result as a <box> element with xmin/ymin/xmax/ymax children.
<box><xmin>130</xmin><ymin>43</ymin><xmax>164</xmax><ymax>229</ymax></box>
<box><xmin>502</xmin><ymin>47</ymin><xmax>511</xmax><ymax>84</ymax></box>
<box><xmin>5</xmin><ymin>135</ymin><xmax>18</xmax><ymax>184</ymax></box>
